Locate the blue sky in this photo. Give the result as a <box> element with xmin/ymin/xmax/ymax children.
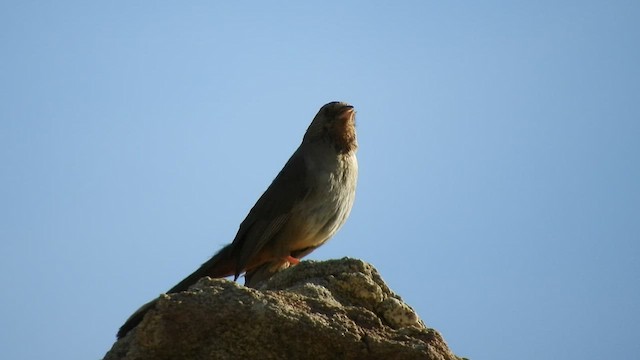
<box><xmin>1</xmin><ymin>1</ymin><xmax>639</xmax><ymax>359</ymax></box>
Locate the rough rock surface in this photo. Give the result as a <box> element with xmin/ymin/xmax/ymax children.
<box><xmin>104</xmin><ymin>258</ymin><xmax>463</xmax><ymax>360</ymax></box>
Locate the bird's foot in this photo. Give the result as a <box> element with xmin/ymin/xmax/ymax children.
<box><xmin>284</xmin><ymin>255</ymin><xmax>300</xmax><ymax>265</ymax></box>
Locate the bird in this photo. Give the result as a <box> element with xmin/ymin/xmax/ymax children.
<box><xmin>117</xmin><ymin>101</ymin><xmax>358</xmax><ymax>338</ymax></box>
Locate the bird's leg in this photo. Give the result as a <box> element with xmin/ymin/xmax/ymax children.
<box><xmin>283</xmin><ymin>255</ymin><xmax>300</xmax><ymax>264</ymax></box>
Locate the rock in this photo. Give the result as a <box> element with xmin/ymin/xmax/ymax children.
<box><xmin>104</xmin><ymin>258</ymin><xmax>464</xmax><ymax>360</ymax></box>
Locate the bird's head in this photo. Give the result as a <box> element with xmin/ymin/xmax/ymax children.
<box><xmin>303</xmin><ymin>101</ymin><xmax>357</xmax><ymax>154</ymax></box>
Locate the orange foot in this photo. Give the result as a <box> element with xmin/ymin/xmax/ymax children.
<box><xmin>284</xmin><ymin>255</ymin><xmax>300</xmax><ymax>265</ymax></box>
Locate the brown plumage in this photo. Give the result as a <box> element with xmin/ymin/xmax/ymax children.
<box><xmin>117</xmin><ymin>101</ymin><xmax>358</xmax><ymax>338</ymax></box>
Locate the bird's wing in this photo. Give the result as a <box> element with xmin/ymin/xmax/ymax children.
<box><xmin>231</xmin><ymin>148</ymin><xmax>310</xmax><ymax>277</ymax></box>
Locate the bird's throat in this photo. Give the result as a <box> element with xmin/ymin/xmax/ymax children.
<box><xmin>330</xmin><ymin>112</ymin><xmax>357</xmax><ymax>154</ymax></box>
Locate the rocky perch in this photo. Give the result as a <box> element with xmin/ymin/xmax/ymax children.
<box><xmin>104</xmin><ymin>258</ymin><xmax>464</xmax><ymax>360</ymax></box>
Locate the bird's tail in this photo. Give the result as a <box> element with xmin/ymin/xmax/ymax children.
<box><xmin>166</xmin><ymin>244</ymin><xmax>237</xmax><ymax>293</ymax></box>
<box><xmin>116</xmin><ymin>298</ymin><xmax>158</xmax><ymax>339</ymax></box>
<box><xmin>117</xmin><ymin>244</ymin><xmax>237</xmax><ymax>338</ymax></box>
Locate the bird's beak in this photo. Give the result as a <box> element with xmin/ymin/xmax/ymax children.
<box><xmin>340</xmin><ymin>106</ymin><xmax>355</xmax><ymax>120</ymax></box>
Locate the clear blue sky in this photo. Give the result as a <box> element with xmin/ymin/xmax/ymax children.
<box><xmin>1</xmin><ymin>2</ymin><xmax>638</xmax><ymax>359</ymax></box>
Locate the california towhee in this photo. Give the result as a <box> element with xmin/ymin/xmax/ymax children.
<box><xmin>117</xmin><ymin>101</ymin><xmax>358</xmax><ymax>338</ymax></box>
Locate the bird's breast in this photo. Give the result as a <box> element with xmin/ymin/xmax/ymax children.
<box><xmin>281</xmin><ymin>152</ymin><xmax>358</xmax><ymax>251</ymax></box>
